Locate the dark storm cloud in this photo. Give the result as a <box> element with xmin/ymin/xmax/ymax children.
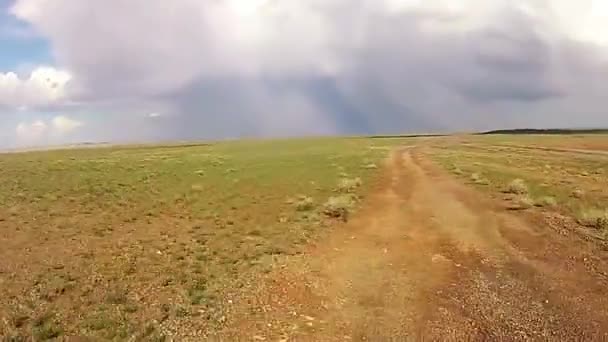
<box><xmin>5</xmin><ymin>0</ymin><xmax>608</xmax><ymax>147</ymax></box>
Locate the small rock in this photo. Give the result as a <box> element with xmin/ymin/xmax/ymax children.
<box><xmin>253</xmin><ymin>335</ymin><xmax>266</xmax><ymax>341</ymax></box>
<box><xmin>302</xmin><ymin>315</ymin><xmax>315</xmax><ymax>321</ymax></box>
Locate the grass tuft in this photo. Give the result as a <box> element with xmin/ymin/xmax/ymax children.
<box><xmin>516</xmin><ymin>195</ymin><xmax>534</xmax><ymax>210</ymax></box>
<box><xmin>577</xmin><ymin>209</ymin><xmax>608</xmax><ymax>231</ymax></box>
<box><xmin>506</xmin><ymin>179</ymin><xmax>528</xmax><ymax>194</ymax></box>
<box><xmin>535</xmin><ymin>196</ymin><xmax>557</xmax><ymax>207</ymax></box>
<box><xmin>337</xmin><ymin>177</ymin><xmax>362</xmax><ymax>193</ymax></box>
<box><xmin>294</xmin><ymin>196</ymin><xmax>315</xmax><ymax>212</ymax></box>
<box><xmin>323</xmin><ymin>194</ymin><xmax>358</xmax><ymax>221</ymax></box>
<box><xmin>362</xmin><ymin>163</ymin><xmax>378</xmax><ymax>170</ymax></box>
<box><xmin>470</xmin><ymin>173</ymin><xmax>489</xmax><ymax>185</ymax></box>
<box><xmin>33</xmin><ymin>313</ymin><xmax>62</xmax><ymax>340</ymax></box>
<box><xmin>507</xmin><ymin>195</ymin><xmax>534</xmax><ymax>210</ymax></box>
<box><xmin>571</xmin><ymin>189</ymin><xmax>585</xmax><ymax>198</ymax></box>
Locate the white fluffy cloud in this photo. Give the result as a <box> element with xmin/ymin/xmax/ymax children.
<box><xmin>15</xmin><ymin>115</ymin><xmax>83</xmax><ymax>145</ymax></box>
<box><xmin>51</xmin><ymin>115</ymin><xmax>82</xmax><ymax>134</ymax></box>
<box><xmin>15</xmin><ymin>119</ymin><xmax>47</xmax><ymax>140</ymax></box>
<box><xmin>0</xmin><ymin>67</ymin><xmax>71</xmax><ymax>109</ymax></box>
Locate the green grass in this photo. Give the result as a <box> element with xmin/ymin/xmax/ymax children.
<box><xmin>0</xmin><ymin>137</ymin><xmax>407</xmax><ymax>339</ymax></box>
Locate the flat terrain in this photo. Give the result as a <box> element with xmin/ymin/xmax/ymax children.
<box><xmin>1</xmin><ymin>135</ymin><xmax>608</xmax><ymax>340</ymax></box>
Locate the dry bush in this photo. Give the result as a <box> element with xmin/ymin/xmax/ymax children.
<box><xmin>572</xmin><ymin>189</ymin><xmax>585</xmax><ymax>198</ymax></box>
<box><xmin>506</xmin><ymin>179</ymin><xmax>528</xmax><ymax>194</ymax></box>
<box><xmin>470</xmin><ymin>173</ymin><xmax>489</xmax><ymax>185</ymax></box>
<box><xmin>323</xmin><ymin>194</ymin><xmax>357</xmax><ymax>221</ymax></box>
<box><xmin>535</xmin><ymin>196</ymin><xmax>557</xmax><ymax>207</ymax></box>
<box><xmin>508</xmin><ymin>195</ymin><xmax>534</xmax><ymax>210</ymax></box>
<box><xmin>295</xmin><ymin>196</ymin><xmax>315</xmax><ymax>212</ymax></box>
<box><xmin>516</xmin><ymin>195</ymin><xmax>534</xmax><ymax>210</ymax></box>
<box><xmin>578</xmin><ymin>209</ymin><xmax>608</xmax><ymax>230</ymax></box>
<box><xmin>337</xmin><ymin>177</ymin><xmax>362</xmax><ymax>193</ymax></box>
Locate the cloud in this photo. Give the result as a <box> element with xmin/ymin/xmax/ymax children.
<box><xmin>14</xmin><ymin>115</ymin><xmax>83</xmax><ymax>145</ymax></box>
<box><xmin>51</xmin><ymin>115</ymin><xmax>82</xmax><ymax>134</ymax></box>
<box><xmin>16</xmin><ymin>119</ymin><xmax>47</xmax><ymax>140</ymax></box>
<box><xmin>147</xmin><ymin>112</ymin><xmax>162</xmax><ymax>118</ymax></box>
<box><xmin>0</xmin><ymin>67</ymin><xmax>71</xmax><ymax>109</ymax></box>
<box><xmin>4</xmin><ymin>0</ymin><xmax>608</xmax><ymax>147</ymax></box>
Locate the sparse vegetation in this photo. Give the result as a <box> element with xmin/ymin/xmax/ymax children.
<box><xmin>32</xmin><ymin>313</ymin><xmax>63</xmax><ymax>340</ymax></box>
<box><xmin>337</xmin><ymin>177</ymin><xmax>363</xmax><ymax>193</ymax></box>
<box><xmin>0</xmin><ymin>137</ymin><xmax>399</xmax><ymax>339</ymax></box>
<box><xmin>432</xmin><ymin>134</ymin><xmax>608</xmax><ymax>240</ymax></box>
<box><xmin>4</xmin><ymin>133</ymin><xmax>608</xmax><ymax>339</ymax></box>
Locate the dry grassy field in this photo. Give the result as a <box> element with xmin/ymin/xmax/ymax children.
<box><xmin>1</xmin><ymin>134</ymin><xmax>608</xmax><ymax>340</ymax></box>
<box><xmin>0</xmin><ymin>138</ymin><xmax>401</xmax><ymax>340</ymax></box>
<box><xmin>432</xmin><ymin>134</ymin><xmax>608</xmax><ymax>239</ymax></box>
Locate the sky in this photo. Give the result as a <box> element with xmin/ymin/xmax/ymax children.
<box><xmin>1</xmin><ymin>0</ymin><xmax>608</xmax><ymax>147</ymax></box>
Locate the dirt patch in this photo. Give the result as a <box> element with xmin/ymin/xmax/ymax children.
<box><xmin>221</xmin><ymin>147</ymin><xmax>608</xmax><ymax>341</ymax></box>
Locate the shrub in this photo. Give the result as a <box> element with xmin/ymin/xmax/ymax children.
<box><xmin>323</xmin><ymin>195</ymin><xmax>357</xmax><ymax>221</ymax></box>
<box><xmin>470</xmin><ymin>173</ymin><xmax>488</xmax><ymax>185</ymax></box>
<box><xmin>572</xmin><ymin>189</ymin><xmax>585</xmax><ymax>198</ymax></box>
<box><xmin>578</xmin><ymin>209</ymin><xmax>608</xmax><ymax>230</ymax></box>
<box><xmin>506</xmin><ymin>179</ymin><xmax>528</xmax><ymax>194</ymax></box>
<box><xmin>515</xmin><ymin>195</ymin><xmax>534</xmax><ymax>210</ymax></box>
<box><xmin>295</xmin><ymin>196</ymin><xmax>315</xmax><ymax>212</ymax></box>
<box><xmin>337</xmin><ymin>178</ymin><xmax>362</xmax><ymax>193</ymax></box>
<box><xmin>535</xmin><ymin>196</ymin><xmax>557</xmax><ymax>207</ymax></box>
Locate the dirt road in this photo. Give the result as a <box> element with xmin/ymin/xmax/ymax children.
<box><xmin>220</xmin><ymin>148</ymin><xmax>608</xmax><ymax>341</ymax></box>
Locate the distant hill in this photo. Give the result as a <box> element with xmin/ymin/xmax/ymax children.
<box><xmin>478</xmin><ymin>129</ymin><xmax>608</xmax><ymax>135</ymax></box>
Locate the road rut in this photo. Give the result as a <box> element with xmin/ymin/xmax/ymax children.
<box><xmin>221</xmin><ymin>148</ymin><xmax>608</xmax><ymax>341</ymax></box>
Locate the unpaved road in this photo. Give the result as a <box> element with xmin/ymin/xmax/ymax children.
<box><xmin>220</xmin><ymin>148</ymin><xmax>608</xmax><ymax>341</ymax></box>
